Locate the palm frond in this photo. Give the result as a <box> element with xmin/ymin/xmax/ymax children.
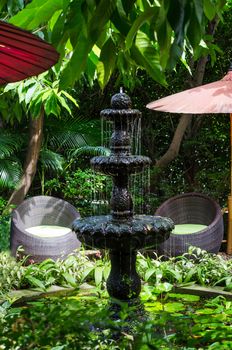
<box><xmin>69</xmin><ymin>146</ymin><xmax>110</xmax><ymax>159</ymax></box>
<box><xmin>0</xmin><ymin>132</ymin><xmax>23</xmax><ymax>159</ymax></box>
<box><xmin>44</xmin><ymin>116</ymin><xmax>101</xmax><ymax>151</ymax></box>
<box><xmin>39</xmin><ymin>149</ymin><xmax>64</xmax><ymax>173</ymax></box>
<box><xmin>0</xmin><ymin>159</ymin><xmax>22</xmax><ymax>189</ymax></box>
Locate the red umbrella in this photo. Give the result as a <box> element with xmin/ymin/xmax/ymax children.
<box><xmin>0</xmin><ymin>20</ymin><xmax>59</xmax><ymax>84</ymax></box>
<box><xmin>146</xmin><ymin>67</ymin><xmax>232</xmax><ymax>254</ymax></box>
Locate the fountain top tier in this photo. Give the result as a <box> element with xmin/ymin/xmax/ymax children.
<box><xmin>91</xmin><ymin>92</ymin><xmax>151</xmax><ymax>220</ymax></box>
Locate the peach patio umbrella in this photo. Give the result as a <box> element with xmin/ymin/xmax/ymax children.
<box><xmin>146</xmin><ymin>67</ymin><xmax>232</xmax><ymax>254</ymax></box>
<box><xmin>0</xmin><ymin>20</ymin><xmax>59</xmax><ymax>84</ymax></box>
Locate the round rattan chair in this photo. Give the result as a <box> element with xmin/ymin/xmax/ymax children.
<box><xmin>155</xmin><ymin>192</ymin><xmax>223</xmax><ymax>257</ymax></box>
<box><xmin>10</xmin><ymin>195</ymin><xmax>81</xmax><ymax>262</ymax></box>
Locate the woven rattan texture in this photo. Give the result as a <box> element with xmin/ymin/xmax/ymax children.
<box><xmin>155</xmin><ymin>192</ymin><xmax>223</xmax><ymax>256</ymax></box>
<box><xmin>11</xmin><ymin>196</ymin><xmax>81</xmax><ymax>262</ymax></box>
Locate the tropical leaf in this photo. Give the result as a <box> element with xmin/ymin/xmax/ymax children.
<box><xmin>39</xmin><ymin>149</ymin><xmax>64</xmax><ymax>172</ymax></box>
<box><xmin>97</xmin><ymin>37</ymin><xmax>117</xmax><ymax>88</ymax></box>
<box><xmin>0</xmin><ymin>132</ymin><xmax>23</xmax><ymax>159</ymax></box>
<box><xmin>9</xmin><ymin>0</ymin><xmax>65</xmax><ymax>30</ymax></box>
<box><xmin>70</xmin><ymin>146</ymin><xmax>110</xmax><ymax>158</ymax></box>
<box><xmin>131</xmin><ymin>31</ymin><xmax>167</xmax><ymax>86</ymax></box>
<box><xmin>44</xmin><ymin>116</ymin><xmax>90</xmax><ymax>152</ymax></box>
<box><xmin>60</xmin><ymin>0</ymin><xmax>117</xmax><ymax>88</ymax></box>
<box><xmin>125</xmin><ymin>6</ymin><xmax>158</xmax><ymax>50</ymax></box>
<box><xmin>0</xmin><ymin>158</ymin><xmax>22</xmax><ymax>189</ymax></box>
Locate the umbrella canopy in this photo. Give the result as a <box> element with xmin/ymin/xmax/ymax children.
<box><xmin>0</xmin><ymin>20</ymin><xmax>59</xmax><ymax>84</ymax></box>
<box><xmin>146</xmin><ymin>68</ymin><xmax>232</xmax><ymax>254</ymax></box>
<box><xmin>147</xmin><ymin>69</ymin><xmax>232</xmax><ymax>114</ymax></box>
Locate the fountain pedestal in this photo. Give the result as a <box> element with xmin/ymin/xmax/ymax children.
<box><xmin>72</xmin><ymin>93</ymin><xmax>174</xmax><ymax>300</ymax></box>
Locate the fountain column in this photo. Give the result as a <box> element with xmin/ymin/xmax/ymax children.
<box><xmin>72</xmin><ymin>92</ymin><xmax>174</xmax><ymax>301</ymax></box>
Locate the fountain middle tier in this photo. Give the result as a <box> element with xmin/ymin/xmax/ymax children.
<box><xmin>72</xmin><ymin>214</ymin><xmax>174</xmax><ymax>251</ymax></box>
<box><xmin>91</xmin><ymin>155</ymin><xmax>151</xmax><ymax>176</ymax></box>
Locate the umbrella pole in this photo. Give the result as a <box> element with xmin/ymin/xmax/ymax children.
<box><xmin>227</xmin><ymin>114</ymin><xmax>232</xmax><ymax>254</ymax></box>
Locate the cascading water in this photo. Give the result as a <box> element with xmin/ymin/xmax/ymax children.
<box><xmin>72</xmin><ymin>92</ymin><xmax>174</xmax><ymax>300</ymax></box>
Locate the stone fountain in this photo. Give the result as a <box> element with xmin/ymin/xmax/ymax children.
<box><xmin>72</xmin><ymin>92</ymin><xmax>174</xmax><ymax>300</ymax></box>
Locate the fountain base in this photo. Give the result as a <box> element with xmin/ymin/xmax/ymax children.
<box><xmin>107</xmin><ymin>250</ymin><xmax>141</xmax><ymax>300</ymax></box>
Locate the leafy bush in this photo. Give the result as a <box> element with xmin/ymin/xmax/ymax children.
<box><xmin>0</xmin><ymin>214</ymin><xmax>10</xmax><ymax>252</ymax></box>
<box><xmin>137</xmin><ymin>248</ymin><xmax>232</xmax><ymax>289</ymax></box>
<box><xmin>0</xmin><ymin>250</ymin><xmax>110</xmax><ymax>296</ymax></box>
<box><xmin>0</xmin><ymin>252</ymin><xmax>24</xmax><ymax>292</ymax></box>
<box><xmin>45</xmin><ymin>168</ymin><xmax>110</xmax><ymax>216</ymax></box>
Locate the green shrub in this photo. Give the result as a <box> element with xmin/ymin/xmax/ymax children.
<box><xmin>45</xmin><ymin>168</ymin><xmax>110</xmax><ymax>216</ymax></box>
<box><xmin>0</xmin><ymin>214</ymin><xmax>10</xmax><ymax>252</ymax></box>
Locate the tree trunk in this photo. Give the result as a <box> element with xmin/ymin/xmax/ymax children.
<box><xmin>155</xmin><ymin>56</ymin><xmax>208</xmax><ymax>168</ymax></box>
<box><xmin>7</xmin><ymin>108</ymin><xmax>44</xmax><ymax>208</ymax></box>
<box><xmin>155</xmin><ymin>16</ymin><xmax>219</xmax><ymax>169</ymax></box>
<box><xmin>156</xmin><ymin>114</ymin><xmax>193</xmax><ymax>168</ymax></box>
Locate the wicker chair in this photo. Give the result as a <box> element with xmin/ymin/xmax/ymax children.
<box><xmin>11</xmin><ymin>195</ymin><xmax>81</xmax><ymax>262</ymax></box>
<box><xmin>155</xmin><ymin>192</ymin><xmax>223</xmax><ymax>257</ymax></box>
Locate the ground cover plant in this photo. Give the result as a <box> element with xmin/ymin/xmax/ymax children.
<box><xmin>1</xmin><ymin>248</ymin><xmax>232</xmax><ymax>298</ymax></box>
<box><xmin>1</xmin><ymin>282</ymin><xmax>232</xmax><ymax>349</ymax></box>
<box><xmin>1</xmin><ymin>247</ymin><xmax>232</xmax><ymax>349</ymax></box>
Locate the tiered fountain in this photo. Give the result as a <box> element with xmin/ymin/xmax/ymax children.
<box><xmin>72</xmin><ymin>92</ymin><xmax>174</xmax><ymax>300</ymax></box>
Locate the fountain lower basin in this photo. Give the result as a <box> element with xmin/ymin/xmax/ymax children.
<box><xmin>72</xmin><ymin>215</ymin><xmax>173</xmax><ymax>251</ymax></box>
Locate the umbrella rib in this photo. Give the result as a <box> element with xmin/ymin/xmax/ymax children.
<box><xmin>0</xmin><ymin>32</ymin><xmax>57</xmax><ymax>54</ymax></box>
<box><xmin>0</xmin><ymin>59</ymin><xmax>47</xmax><ymax>79</ymax></box>
<box><xmin>0</xmin><ymin>44</ymin><xmax>57</xmax><ymax>63</ymax></box>
<box><xmin>0</xmin><ymin>51</ymin><xmax>54</xmax><ymax>70</ymax></box>
<box><xmin>0</xmin><ymin>22</ymin><xmax>56</xmax><ymax>52</ymax></box>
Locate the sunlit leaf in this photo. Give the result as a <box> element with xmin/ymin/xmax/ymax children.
<box><xmin>125</xmin><ymin>6</ymin><xmax>157</xmax><ymax>50</ymax></box>
<box><xmin>9</xmin><ymin>0</ymin><xmax>65</xmax><ymax>30</ymax></box>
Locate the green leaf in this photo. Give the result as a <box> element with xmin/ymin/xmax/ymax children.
<box><xmin>60</xmin><ymin>91</ymin><xmax>79</xmax><ymax>107</ymax></box>
<box><xmin>97</xmin><ymin>37</ymin><xmax>117</xmax><ymax>88</ymax></box>
<box><xmin>193</xmin><ymin>0</ymin><xmax>204</xmax><ymax>23</ymax></box>
<box><xmin>56</xmin><ymin>94</ymin><xmax>72</xmax><ymax>115</ymax></box>
<box><xmin>111</xmin><ymin>5</ymin><xmax>131</xmax><ymax>36</ymax></box>
<box><xmin>103</xmin><ymin>265</ymin><xmax>110</xmax><ymax>281</ymax></box>
<box><xmin>44</xmin><ymin>92</ymin><xmax>60</xmax><ymax>117</ymax></box>
<box><xmin>25</xmin><ymin>84</ymin><xmax>39</xmax><ymax>105</ymax></box>
<box><xmin>164</xmin><ymin>302</ymin><xmax>185</xmax><ymax>313</ymax></box>
<box><xmin>88</xmin><ymin>0</ymin><xmax>117</xmax><ymax>42</ymax></box>
<box><xmin>156</xmin><ymin>20</ymin><xmax>172</xmax><ymax>67</ymax></box>
<box><xmin>145</xmin><ymin>267</ymin><xmax>157</xmax><ymax>281</ymax></box>
<box><xmin>203</xmin><ymin>0</ymin><xmax>217</xmax><ymax>20</ymax></box>
<box><xmin>9</xmin><ymin>0</ymin><xmax>64</xmax><ymax>30</ymax></box>
<box><xmin>94</xmin><ymin>266</ymin><xmax>103</xmax><ymax>286</ymax></box>
<box><xmin>60</xmin><ymin>34</ymin><xmax>90</xmax><ymax>89</ymax></box>
<box><xmin>0</xmin><ymin>0</ymin><xmax>7</xmax><ymax>12</ymax></box>
<box><xmin>25</xmin><ymin>275</ymin><xmax>46</xmax><ymax>290</ymax></box>
<box><xmin>39</xmin><ymin>149</ymin><xmax>63</xmax><ymax>172</ymax></box>
<box><xmin>187</xmin><ymin>10</ymin><xmax>202</xmax><ymax>48</ymax></box>
<box><xmin>62</xmin><ymin>272</ymin><xmax>77</xmax><ymax>287</ymax></box>
<box><xmin>121</xmin><ymin>0</ymin><xmax>136</xmax><ymax>15</ymax></box>
<box><xmin>131</xmin><ymin>32</ymin><xmax>166</xmax><ymax>86</ymax></box>
<box><xmin>60</xmin><ymin>0</ymin><xmax>117</xmax><ymax>88</ymax></box>
<box><xmin>125</xmin><ymin>7</ymin><xmax>157</xmax><ymax>50</ymax></box>
<box><xmin>81</xmin><ymin>266</ymin><xmax>94</xmax><ymax>282</ymax></box>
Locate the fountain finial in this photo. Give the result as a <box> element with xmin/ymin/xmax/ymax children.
<box><xmin>111</xmin><ymin>92</ymin><xmax>132</xmax><ymax>109</ymax></box>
